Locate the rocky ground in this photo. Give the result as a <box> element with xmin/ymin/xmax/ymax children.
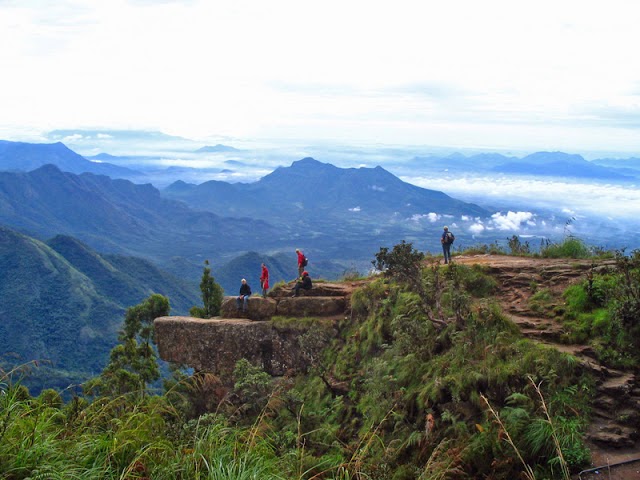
<box><xmin>454</xmin><ymin>254</ymin><xmax>640</xmax><ymax>479</ymax></box>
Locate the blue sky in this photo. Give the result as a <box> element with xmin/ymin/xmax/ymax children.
<box><xmin>2</xmin><ymin>0</ymin><xmax>640</xmax><ymax>154</ymax></box>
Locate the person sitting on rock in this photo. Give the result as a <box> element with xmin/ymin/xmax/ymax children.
<box><xmin>236</xmin><ymin>278</ymin><xmax>252</xmax><ymax>311</ymax></box>
<box><xmin>292</xmin><ymin>271</ymin><xmax>312</xmax><ymax>297</ymax></box>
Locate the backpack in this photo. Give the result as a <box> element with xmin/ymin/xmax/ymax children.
<box><xmin>446</xmin><ymin>232</ymin><xmax>455</xmax><ymax>244</ymax></box>
<box><xmin>302</xmin><ymin>256</ymin><xmax>308</xmax><ymax>267</ymax></box>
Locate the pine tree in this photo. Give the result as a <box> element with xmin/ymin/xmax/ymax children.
<box><xmin>190</xmin><ymin>260</ymin><xmax>224</xmax><ymax>318</ymax></box>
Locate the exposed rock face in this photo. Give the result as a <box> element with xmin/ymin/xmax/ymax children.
<box><xmin>155</xmin><ymin>281</ymin><xmax>355</xmax><ymax>380</ymax></box>
<box><xmin>220</xmin><ymin>296</ymin><xmax>277</xmax><ymax>321</ymax></box>
<box><xmin>218</xmin><ymin>295</ymin><xmax>347</xmax><ymax>320</ymax></box>
<box><xmin>155</xmin><ymin>316</ymin><xmax>336</xmax><ymax>379</ymax></box>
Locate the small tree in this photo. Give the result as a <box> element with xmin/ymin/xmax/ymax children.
<box><xmin>373</xmin><ymin>242</ymin><xmax>447</xmax><ymax>328</ymax></box>
<box><xmin>372</xmin><ymin>240</ymin><xmax>424</xmax><ymax>289</ymax></box>
<box><xmin>85</xmin><ymin>294</ymin><xmax>170</xmax><ymax>397</ymax></box>
<box><xmin>190</xmin><ymin>260</ymin><xmax>224</xmax><ymax>318</ymax></box>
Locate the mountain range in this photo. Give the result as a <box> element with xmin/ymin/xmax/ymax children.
<box><xmin>407</xmin><ymin>151</ymin><xmax>638</xmax><ymax>180</ymax></box>
<box><xmin>0</xmin><ymin>145</ymin><xmax>494</xmax><ymax>283</ymax></box>
<box><xmin>0</xmin><ymin>140</ymin><xmax>140</xmax><ymax>178</ymax></box>
<box><xmin>0</xmin><ymin>164</ymin><xmax>280</xmax><ymax>272</ymax></box>
<box><xmin>0</xmin><ymin>226</ymin><xmax>198</xmax><ymax>393</ymax></box>
<box><xmin>163</xmin><ymin>157</ymin><xmax>488</xmax><ymax>222</ymax></box>
<box><xmin>492</xmin><ymin>151</ymin><xmax>634</xmax><ymax>180</ymax></box>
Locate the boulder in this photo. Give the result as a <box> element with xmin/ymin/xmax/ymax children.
<box><xmin>276</xmin><ymin>296</ymin><xmax>346</xmax><ymax>317</ymax></box>
<box><xmin>220</xmin><ymin>296</ymin><xmax>276</xmax><ymax>321</ymax></box>
<box><xmin>269</xmin><ymin>282</ymin><xmax>353</xmax><ymax>298</ymax></box>
<box><xmin>154</xmin><ymin>316</ymin><xmax>335</xmax><ymax>379</ymax></box>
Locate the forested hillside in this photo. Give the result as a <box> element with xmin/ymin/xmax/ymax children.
<box><xmin>0</xmin><ymin>226</ymin><xmax>198</xmax><ymax>392</ymax></box>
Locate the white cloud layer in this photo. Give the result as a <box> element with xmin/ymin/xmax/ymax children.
<box><xmin>408</xmin><ymin>175</ymin><xmax>640</xmax><ymax>220</ymax></box>
<box><xmin>2</xmin><ymin>0</ymin><xmax>640</xmax><ymax>152</ymax></box>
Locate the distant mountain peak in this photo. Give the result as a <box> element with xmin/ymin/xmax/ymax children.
<box><xmin>295</xmin><ymin>157</ymin><xmax>321</xmax><ymax>165</ymax></box>
<box><xmin>195</xmin><ymin>144</ymin><xmax>240</xmax><ymax>153</ymax></box>
<box><xmin>290</xmin><ymin>157</ymin><xmax>337</xmax><ymax>170</ymax></box>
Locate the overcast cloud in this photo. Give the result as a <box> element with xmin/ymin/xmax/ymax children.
<box><xmin>1</xmin><ymin>0</ymin><xmax>640</xmax><ymax>153</ymax></box>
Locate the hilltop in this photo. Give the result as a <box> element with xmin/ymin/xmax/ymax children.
<box><xmin>155</xmin><ymin>253</ymin><xmax>640</xmax><ymax>478</ymax></box>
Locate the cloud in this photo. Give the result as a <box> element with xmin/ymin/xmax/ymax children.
<box><xmin>408</xmin><ymin>174</ymin><xmax>640</xmax><ymax>220</ymax></box>
<box><xmin>349</xmin><ymin>206</ymin><xmax>361</xmax><ymax>212</ymax></box>
<box><xmin>427</xmin><ymin>212</ymin><xmax>441</xmax><ymax>223</ymax></box>
<box><xmin>62</xmin><ymin>134</ymin><xmax>83</xmax><ymax>142</ymax></box>
<box><xmin>469</xmin><ymin>223</ymin><xmax>485</xmax><ymax>234</ymax></box>
<box><xmin>491</xmin><ymin>211</ymin><xmax>535</xmax><ymax>231</ymax></box>
<box><xmin>409</xmin><ymin>212</ymin><xmax>441</xmax><ymax>223</ymax></box>
<box><xmin>3</xmin><ymin>1</ymin><xmax>640</xmax><ymax>151</ymax></box>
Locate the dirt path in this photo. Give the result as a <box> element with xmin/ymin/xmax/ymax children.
<box><xmin>452</xmin><ymin>255</ymin><xmax>640</xmax><ymax>478</ymax></box>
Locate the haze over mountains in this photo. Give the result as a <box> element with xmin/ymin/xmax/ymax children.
<box><xmin>1</xmin><ymin>134</ymin><xmax>640</xmax><ymax>392</ymax></box>
<box><xmin>0</xmin><ymin>143</ymin><xmax>496</xmax><ymax>285</ymax></box>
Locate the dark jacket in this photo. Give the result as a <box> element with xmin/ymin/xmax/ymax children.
<box><xmin>239</xmin><ymin>283</ymin><xmax>251</xmax><ymax>296</ymax></box>
<box><xmin>300</xmin><ymin>275</ymin><xmax>312</xmax><ymax>290</ymax></box>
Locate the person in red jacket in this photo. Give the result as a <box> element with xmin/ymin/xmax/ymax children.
<box><xmin>260</xmin><ymin>263</ymin><xmax>269</xmax><ymax>298</ymax></box>
<box><xmin>296</xmin><ymin>249</ymin><xmax>306</xmax><ymax>277</ymax></box>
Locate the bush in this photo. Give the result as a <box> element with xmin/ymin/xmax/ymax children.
<box><xmin>540</xmin><ymin>237</ymin><xmax>591</xmax><ymax>259</ymax></box>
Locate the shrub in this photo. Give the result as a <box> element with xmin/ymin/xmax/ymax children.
<box><xmin>540</xmin><ymin>238</ymin><xmax>591</xmax><ymax>259</ymax></box>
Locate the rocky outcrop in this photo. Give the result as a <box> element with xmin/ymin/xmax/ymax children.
<box><xmin>219</xmin><ymin>295</ymin><xmax>346</xmax><ymax>321</ymax></box>
<box><xmin>155</xmin><ymin>316</ymin><xmax>337</xmax><ymax>379</ymax></box>
<box><xmin>220</xmin><ymin>296</ymin><xmax>277</xmax><ymax>321</ymax></box>
<box><xmin>155</xmin><ymin>281</ymin><xmax>359</xmax><ymax>380</ymax></box>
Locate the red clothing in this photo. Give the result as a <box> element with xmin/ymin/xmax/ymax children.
<box><xmin>260</xmin><ymin>265</ymin><xmax>269</xmax><ymax>290</ymax></box>
<box><xmin>297</xmin><ymin>251</ymin><xmax>305</xmax><ymax>267</ymax></box>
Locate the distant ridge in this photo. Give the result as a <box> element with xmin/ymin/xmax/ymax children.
<box><xmin>0</xmin><ymin>164</ymin><xmax>280</xmax><ymax>266</ymax></box>
<box><xmin>0</xmin><ymin>139</ymin><xmax>140</xmax><ymax>178</ymax></box>
<box><xmin>493</xmin><ymin>151</ymin><xmax>633</xmax><ymax>180</ymax></box>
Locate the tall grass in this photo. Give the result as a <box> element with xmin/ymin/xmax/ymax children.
<box><xmin>540</xmin><ymin>237</ymin><xmax>591</xmax><ymax>259</ymax></box>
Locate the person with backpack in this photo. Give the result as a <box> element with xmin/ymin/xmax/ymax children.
<box><xmin>441</xmin><ymin>226</ymin><xmax>455</xmax><ymax>264</ymax></box>
<box><xmin>260</xmin><ymin>263</ymin><xmax>269</xmax><ymax>298</ymax></box>
<box><xmin>292</xmin><ymin>271</ymin><xmax>312</xmax><ymax>297</ymax></box>
<box><xmin>296</xmin><ymin>248</ymin><xmax>307</xmax><ymax>277</ymax></box>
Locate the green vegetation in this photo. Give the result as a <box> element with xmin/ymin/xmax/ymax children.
<box><xmin>0</xmin><ymin>227</ymin><xmax>199</xmax><ymax>394</ymax></box>
<box><xmin>460</xmin><ymin>235</ymin><xmax>615</xmax><ymax>260</ymax></box>
<box><xmin>189</xmin><ymin>260</ymin><xmax>224</xmax><ymax>318</ymax></box>
<box><xmin>539</xmin><ymin>237</ymin><xmax>592</xmax><ymax>259</ymax></box>
<box><xmin>459</xmin><ymin>241</ymin><xmax>507</xmax><ymax>256</ymax></box>
<box><xmin>560</xmin><ymin>250</ymin><xmax>640</xmax><ymax>368</ymax></box>
<box><xmin>85</xmin><ymin>294</ymin><xmax>170</xmax><ymax>398</ymax></box>
<box><xmin>0</xmin><ymin>243</ymin><xmax>600</xmax><ymax>479</ymax></box>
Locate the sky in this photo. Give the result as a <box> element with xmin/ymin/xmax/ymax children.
<box><xmin>2</xmin><ymin>0</ymin><xmax>640</xmax><ymax>154</ymax></box>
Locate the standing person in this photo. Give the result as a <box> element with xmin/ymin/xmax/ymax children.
<box><xmin>296</xmin><ymin>248</ymin><xmax>307</xmax><ymax>277</ymax></box>
<box><xmin>441</xmin><ymin>226</ymin><xmax>455</xmax><ymax>264</ymax></box>
<box><xmin>236</xmin><ymin>278</ymin><xmax>252</xmax><ymax>312</ymax></box>
<box><xmin>260</xmin><ymin>263</ymin><xmax>269</xmax><ymax>298</ymax></box>
<box><xmin>292</xmin><ymin>271</ymin><xmax>312</xmax><ymax>297</ymax></box>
